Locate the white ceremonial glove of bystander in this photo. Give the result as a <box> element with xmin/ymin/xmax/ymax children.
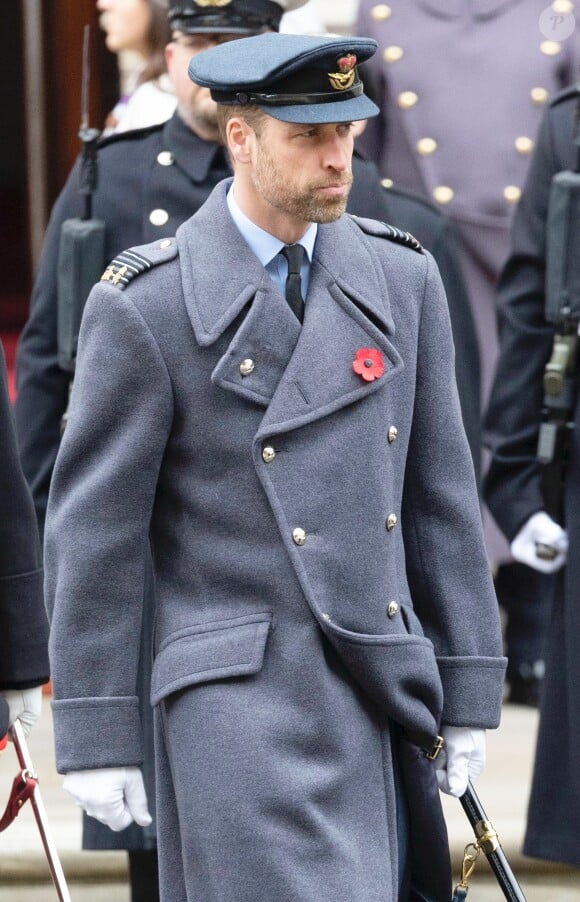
<box><xmin>1</xmin><ymin>686</ymin><xmax>43</xmax><ymax>737</ymax></box>
<box><xmin>434</xmin><ymin>727</ymin><xmax>486</xmax><ymax>798</ymax></box>
<box><xmin>63</xmin><ymin>767</ymin><xmax>152</xmax><ymax>832</ymax></box>
<box><xmin>510</xmin><ymin>511</ymin><xmax>568</xmax><ymax>574</ymax></box>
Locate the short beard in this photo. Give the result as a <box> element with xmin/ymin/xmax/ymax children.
<box><xmin>252</xmin><ymin>137</ymin><xmax>353</xmax><ymax>224</ymax></box>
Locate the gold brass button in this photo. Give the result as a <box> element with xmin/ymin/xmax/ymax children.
<box><xmin>552</xmin><ymin>0</ymin><xmax>573</xmax><ymax>12</ymax></box>
<box><xmin>386</xmin><ymin>513</ymin><xmax>398</xmax><ymax>531</ymax></box>
<box><xmin>383</xmin><ymin>45</ymin><xmax>404</xmax><ymax>63</ymax></box>
<box><xmin>433</xmin><ymin>185</ymin><xmax>454</xmax><ymax>205</ymax></box>
<box><xmin>540</xmin><ymin>40</ymin><xmax>561</xmax><ymax>55</ymax></box>
<box><xmin>388</xmin><ymin>425</ymin><xmax>398</xmax><ymax>443</ymax></box>
<box><xmin>239</xmin><ymin>358</ymin><xmax>255</xmax><ymax>376</ymax></box>
<box><xmin>372</xmin><ymin>4</ymin><xmax>392</xmax><ymax>20</ymax></box>
<box><xmin>387</xmin><ymin>601</ymin><xmax>399</xmax><ymax>618</ymax></box>
<box><xmin>292</xmin><ymin>528</ymin><xmax>306</xmax><ymax>546</ymax></box>
<box><xmin>515</xmin><ymin>136</ymin><xmax>534</xmax><ymax>155</ymax></box>
<box><xmin>157</xmin><ymin>151</ymin><xmax>174</xmax><ymax>166</ymax></box>
<box><xmin>530</xmin><ymin>86</ymin><xmax>549</xmax><ymax>106</ymax></box>
<box><xmin>262</xmin><ymin>446</ymin><xmax>276</xmax><ymax>463</ymax></box>
<box><xmin>398</xmin><ymin>91</ymin><xmax>418</xmax><ymax>110</ymax></box>
<box><xmin>381</xmin><ymin>177</ymin><xmax>394</xmax><ymax>189</ymax></box>
<box><xmin>149</xmin><ymin>208</ymin><xmax>169</xmax><ymax>226</ymax></box>
<box><xmin>504</xmin><ymin>185</ymin><xmax>521</xmax><ymax>203</ymax></box>
<box><xmin>416</xmin><ymin>137</ymin><xmax>437</xmax><ymax>156</ymax></box>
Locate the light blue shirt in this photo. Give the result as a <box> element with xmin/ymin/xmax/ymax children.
<box><xmin>226</xmin><ymin>185</ymin><xmax>317</xmax><ymax>301</ymax></box>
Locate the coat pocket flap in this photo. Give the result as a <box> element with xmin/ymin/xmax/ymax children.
<box><xmin>151</xmin><ymin>613</ymin><xmax>272</xmax><ymax>706</ymax></box>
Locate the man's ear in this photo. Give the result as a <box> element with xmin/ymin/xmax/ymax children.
<box><xmin>227</xmin><ymin>117</ymin><xmax>255</xmax><ymax>165</ymax></box>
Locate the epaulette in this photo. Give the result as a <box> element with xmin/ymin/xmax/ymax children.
<box><xmin>351</xmin><ymin>214</ymin><xmax>423</xmax><ymax>253</ymax></box>
<box><xmin>549</xmin><ymin>82</ymin><xmax>580</xmax><ymax>108</ymax></box>
<box><xmin>100</xmin><ymin>238</ymin><xmax>178</xmax><ymax>290</ymax></box>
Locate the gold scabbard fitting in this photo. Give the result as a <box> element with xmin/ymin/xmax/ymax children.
<box><xmin>425</xmin><ymin>735</ymin><xmax>444</xmax><ymax>760</ymax></box>
<box><xmin>474</xmin><ymin>819</ymin><xmax>499</xmax><ymax>854</ymax></box>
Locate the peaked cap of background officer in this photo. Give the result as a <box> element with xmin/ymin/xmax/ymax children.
<box><xmin>168</xmin><ymin>0</ymin><xmax>309</xmax><ymax>35</ymax></box>
<box><xmin>187</xmin><ymin>33</ymin><xmax>380</xmax><ymax>123</ymax></box>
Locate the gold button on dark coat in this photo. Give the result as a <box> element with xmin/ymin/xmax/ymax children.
<box><xmin>515</xmin><ymin>136</ymin><xmax>534</xmax><ymax>155</ymax></box>
<box><xmin>386</xmin><ymin>513</ymin><xmax>398</xmax><ymax>531</ymax></box>
<box><xmin>387</xmin><ymin>601</ymin><xmax>399</xmax><ymax>618</ymax></box>
<box><xmin>388</xmin><ymin>426</ymin><xmax>398</xmax><ymax>443</ymax></box>
<box><xmin>383</xmin><ymin>45</ymin><xmax>404</xmax><ymax>63</ymax></box>
<box><xmin>416</xmin><ymin>137</ymin><xmax>437</xmax><ymax>156</ymax></box>
<box><xmin>239</xmin><ymin>359</ymin><xmax>255</xmax><ymax>376</ymax></box>
<box><xmin>371</xmin><ymin>3</ymin><xmax>392</xmax><ymax>20</ymax></box>
<box><xmin>398</xmin><ymin>91</ymin><xmax>418</xmax><ymax>110</ymax></box>
<box><xmin>433</xmin><ymin>186</ymin><xmax>454</xmax><ymax>205</ymax></box>
<box><xmin>292</xmin><ymin>528</ymin><xmax>306</xmax><ymax>546</ymax></box>
<box><xmin>530</xmin><ymin>87</ymin><xmax>549</xmax><ymax>106</ymax></box>
<box><xmin>262</xmin><ymin>446</ymin><xmax>276</xmax><ymax>463</ymax></box>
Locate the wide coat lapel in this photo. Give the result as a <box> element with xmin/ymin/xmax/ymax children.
<box><xmin>176</xmin><ymin>182</ymin><xmax>403</xmax><ymax>427</ymax></box>
<box><xmin>256</xmin><ymin>213</ymin><xmax>404</xmax><ymax>438</ymax></box>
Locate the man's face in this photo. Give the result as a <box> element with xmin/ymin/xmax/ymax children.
<box><xmin>166</xmin><ymin>32</ymin><xmax>242</xmax><ymax>140</ymax></box>
<box><xmin>249</xmin><ymin>117</ymin><xmax>355</xmax><ymax>225</ymax></box>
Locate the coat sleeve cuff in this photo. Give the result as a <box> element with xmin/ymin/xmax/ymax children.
<box><xmin>52</xmin><ymin>696</ymin><xmax>142</xmax><ymax>773</ymax></box>
<box><xmin>0</xmin><ymin>568</ymin><xmax>49</xmax><ymax>685</ymax></box>
<box><xmin>437</xmin><ymin>656</ymin><xmax>507</xmax><ymax>729</ymax></box>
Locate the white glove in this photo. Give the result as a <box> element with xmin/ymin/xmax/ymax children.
<box><xmin>1</xmin><ymin>686</ymin><xmax>43</xmax><ymax>737</ymax></box>
<box><xmin>434</xmin><ymin>727</ymin><xmax>486</xmax><ymax>797</ymax></box>
<box><xmin>63</xmin><ymin>767</ymin><xmax>152</xmax><ymax>832</ymax></box>
<box><xmin>511</xmin><ymin>511</ymin><xmax>568</xmax><ymax>574</ymax></box>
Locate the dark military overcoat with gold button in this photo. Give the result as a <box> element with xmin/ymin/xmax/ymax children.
<box><xmin>45</xmin><ymin>181</ymin><xmax>505</xmax><ymax>901</ymax></box>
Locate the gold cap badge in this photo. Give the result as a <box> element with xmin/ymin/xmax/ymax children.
<box><xmin>328</xmin><ymin>54</ymin><xmax>357</xmax><ymax>91</ymax></box>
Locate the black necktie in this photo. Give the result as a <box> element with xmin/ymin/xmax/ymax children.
<box><xmin>281</xmin><ymin>244</ymin><xmax>305</xmax><ymax>323</ymax></box>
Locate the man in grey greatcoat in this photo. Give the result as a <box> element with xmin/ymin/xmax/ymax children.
<box><xmin>45</xmin><ymin>33</ymin><xmax>506</xmax><ymax>901</ymax></box>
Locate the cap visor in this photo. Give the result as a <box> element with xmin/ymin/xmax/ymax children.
<box><xmin>260</xmin><ymin>95</ymin><xmax>379</xmax><ymax>124</ymax></box>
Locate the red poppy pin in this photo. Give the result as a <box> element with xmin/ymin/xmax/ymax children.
<box><xmin>352</xmin><ymin>348</ymin><xmax>384</xmax><ymax>382</ymax></box>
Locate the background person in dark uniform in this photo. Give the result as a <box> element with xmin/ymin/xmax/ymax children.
<box><xmin>0</xmin><ymin>343</ymin><xmax>48</xmax><ymax>744</ymax></box>
<box><xmin>15</xmin><ymin>1</ymin><xmax>478</xmax><ymax>896</ymax></box>
<box><xmin>484</xmin><ymin>85</ymin><xmax>580</xmax><ymax>868</ymax></box>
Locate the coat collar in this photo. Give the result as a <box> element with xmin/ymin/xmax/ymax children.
<box><xmin>417</xmin><ymin>0</ymin><xmax>522</xmax><ymax>18</ymax></box>
<box><xmin>162</xmin><ymin>112</ymin><xmax>229</xmax><ymax>184</ymax></box>
<box><xmin>176</xmin><ymin>180</ymin><xmax>404</xmax><ymax>431</ymax></box>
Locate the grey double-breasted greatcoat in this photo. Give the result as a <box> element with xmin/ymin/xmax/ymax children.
<box><xmin>46</xmin><ymin>182</ymin><xmax>505</xmax><ymax>900</ymax></box>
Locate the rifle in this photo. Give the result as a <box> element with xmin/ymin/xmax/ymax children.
<box><xmin>57</xmin><ymin>25</ymin><xmax>105</xmax><ymax>430</ymax></box>
<box><xmin>536</xmin><ymin>87</ymin><xmax>580</xmax><ymax>531</ymax></box>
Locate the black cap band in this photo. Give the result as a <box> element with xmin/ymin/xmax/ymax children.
<box><xmin>213</xmin><ymin>81</ymin><xmax>365</xmax><ymax>107</ymax></box>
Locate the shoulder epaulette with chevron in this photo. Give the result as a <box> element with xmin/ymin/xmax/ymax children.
<box><xmin>100</xmin><ymin>249</ymin><xmax>153</xmax><ymax>289</ymax></box>
<box><xmin>351</xmin><ymin>214</ymin><xmax>423</xmax><ymax>253</ymax></box>
<box><xmin>100</xmin><ymin>238</ymin><xmax>178</xmax><ymax>289</ymax></box>
<box><xmin>550</xmin><ymin>82</ymin><xmax>580</xmax><ymax>108</ymax></box>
